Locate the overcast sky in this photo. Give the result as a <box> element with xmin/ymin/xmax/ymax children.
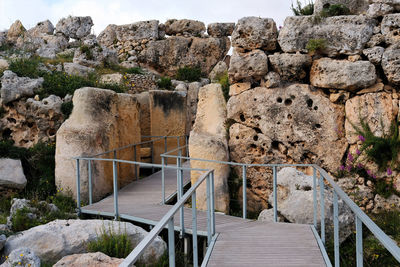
<box><xmin>0</xmin><ymin>0</ymin><xmax>295</xmax><ymax>34</ymax></box>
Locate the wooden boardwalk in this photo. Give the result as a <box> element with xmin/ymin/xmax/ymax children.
<box><xmin>81</xmin><ymin>162</ymin><xmax>327</xmax><ymax>266</ymax></box>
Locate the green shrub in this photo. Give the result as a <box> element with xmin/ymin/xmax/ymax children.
<box><xmin>320</xmin><ymin>4</ymin><xmax>350</xmax><ymax>17</ymax></box>
<box><xmin>61</xmin><ymin>101</ymin><xmax>73</xmax><ymax>118</ymax></box>
<box><xmin>306</xmin><ymin>39</ymin><xmax>327</xmax><ymax>53</ymax></box>
<box><xmin>87</xmin><ymin>224</ymin><xmax>133</xmax><ymax>258</ymax></box>
<box><xmin>291</xmin><ymin>0</ymin><xmax>314</xmax><ymax>16</ymax></box>
<box><xmin>125</xmin><ymin>67</ymin><xmax>144</xmax><ymax>75</ymax></box>
<box><xmin>157</xmin><ymin>76</ymin><xmax>173</xmax><ymax>90</ymax></box>
<box><xmin>8</xmin><ymin>57</ymin><xmax>42</xmax><ymax>78</ymax></box>
<box><xmin>11</xmin><ymin>207</ymin><xmax>40</xmax><ymax>232</ymax></box>
<box><xmin>217</xmin><ymin>71</ymin><xmax>229</xmax><ymax>102</ymax></box>
<box><xmin>50</xmin><ymin>192</ymin><xmax>76</xmax><ymax>213</ymax></box>
<box><xmin>176</xmin><ymin>66</ymin><xmax>202</xmax><ymax>82</ymax></box>
<box><xmin>80</xmin><ymin>45</ymin><xmax>94</xmax><ymax>60</ymax></box>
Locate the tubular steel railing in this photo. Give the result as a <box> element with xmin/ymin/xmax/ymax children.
<box><xmin>74</xmin><ymin>137</ymin><xmax>400</xmax><ymax>267</ymax></box>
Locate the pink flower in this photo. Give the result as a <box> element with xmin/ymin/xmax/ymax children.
<box><xmin>340</xmin><ymin>165</ymin><xmax>345</xmax><ymax>171</ymax></box>
<box><xmin>357</xmin><ymin>163</ymin><xmax>363</xmax><ymax>169</ymax></box>
<box><xmin>372</xmin><ymin>174</ymin><xmax>377</xmax><ymax>179</ymax></box>
<box><xmin>367</xmin><ymin>169</ymin><xmax>372</xmax><ymax>176</ymax></box>
<box><xmin>358</xmin><ymin>135</ymin><xmax>365</xmax><ymax>142</ymax></box>
<box><xmin>348</xmin><ymin>153</ymin><xmax>354</xmax><ymax>162</ymax></box>
<box><xmin>356</xmin><ymin>149</ymin><xmax>361</xmax><ymax>155</ymax></box>
<box><xmin>346</xmin><ymin>165</ymin><xmax>352</xmax><ymax>171</ymax></box>
<box><xmin>387</xmin><ymin>167</ymin><xmax>393</xmax><ymax>176</ymax></box>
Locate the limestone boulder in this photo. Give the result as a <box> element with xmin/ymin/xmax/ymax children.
<box><xmin>0</xmin><ymin>159</ymin><xmax>26</xmax><ymax>189</ymax></box>
<box><xmin>228</xmin><ymin>49</ymin><xmax>268</xmax><ymax>83</ymax></box>
<box><xmin>231</xmin><ymin>17</ymin><xmax>277</xmax><ymax>51</ymax></box>
<box><xmin>367</xmin><ymin>3</ymin><xmax>394</xmax><ymax>17</ymax></box>
<box><xmin>4</xmin><ymin>219</ymin><xmax>166</xmax><ymax>264</ymax></box>
<box><xmin>345</xmin><ymin>92</ymin><xmax>399</xmax><ymax>144</ymax></box>
<box><xmin>381</xmin><ymin>14</ymin><xmax>400</xmax><ymax>45</ymax></box>
<box><xmin>135</xmin><ymin>92</ymin><xmax>150</xmax><ymax>137</ymax></box>
<box><xmin>207</xmin><ymin>23</ymin><xmax>235</xmax><ymax>37</ymax></box>
<box><xmin>165</xmin><ymin>19</ymin><xmax>206</xmax><ymax>36</ymax></box>
<box><xmin>7</xmin><ymin>20</ymin><xmax>26</xmax><ymax>43</ymax></box>
<box><xmin>314</xmin><ymin>0</ymin><xmax>369</xmax><ymax>14</ymax></box>
<box><xmin>268</xmin><ymin>53</ymin><xmax>312</xmax><ymax>82</ymax></box>
<box><xmin>0</xmin><ymin>234</ymin><xmax>5</xmax><ymax>250</ymax></box>
<box><xmin>229</xmin><ymin>82</ymin><xmax>251</xmax><ymax>96</ymax></box>
<box><xmin>53</xmin><ymin>252</ymin><xmax>123</xmax><ymax>267</ymax></box>
<box><xmin>55</xmin><ymin>88</ymin><xmax>141</xmax><ymax>201</ymax></box>
<box><xmin>0</xmin><ymin>71</ymin><xmax>44</xmax><ymax>104</ymax></box>
<box><xmin>189</xmin><ymin>84</ymin><xmax>230</xmax><ymax>213</ymax></box>
<box><xmin>270</xmin><ymin>167</ymin><xmax>354</xmax><ymax>242</ymax></box>
<box><xmin>1</xmin><ymin>247</ymin><xmax>41</xmax><ymax>267</ymax></box>
<box><xmin>187</xmin><ymin>82</ymin><xmax>202</xmax><ymax>134</ymax></box>
<box><xmin>0</xmin><ymin>95</ymin><xmax>64</xmax><ymax>148</ymax></box>
<box><xmin>56</xmin><ymin>16</ymin><xmax>93</xmax><ymax>39</ymax></box>
<box><xmin>382</xmin><ymin>43</ymin><xmax>400</xmax><ymax>85</ymax></box>
<box><xmin>310</xmin><ymin>58</ymin><xmax>376</xmax><ymax>91</ymax></box>
<box><xmin>63</xmin><ymin>63</ymin><xmax>95</xmax><ymax>78</ymax></box>
<box><xmin>98</xmin><ymin>20</ymin><xmax>161</xmax><ymax>47</ymax></box>
<box><xmin>99</xmin><ymin>73</ymin><xmax>123</xmax><ymax>85</ymax></box>
<box><xmin>73</xmin><ymin>45</ymin><xmax>118</xmax><ymax>68</ymax></box>
<box><xmin>35</xmin><ymin>34</ymin><xmax>69</xmax><ymax>58</ymax></box>
<box><xmin>149</xmin><ymin>90</ymin><xmax>187</xmax><ymax>163</ymax></box>
<box><xmin>278</xmin><ymin>15</ymin><xmax>376</xmax><ymax>56</ymax></box>
<box><xmin>257</xmin><ymin>209</ymin><xmax>285</xmax><ymax>223</ymax></box>
<box><xmin>262</xmin><ymin>72</ymin><xmax>281</xmax><ymax>88</ymax></box>
<box><xmin>209</xmin><ymin>61</ymin><xmax>227</xmax><ymax>82</ymax></box>
<box><xmin>138</xmin><ymin>36</ymin><xmax>230</xmax><ymax>77</ymax></box>
<box><xmin>0</xmin><ymin>59</ymin><xmax>8</xmax><ymax>70</ymax></box>
<box><xmin>373</xmin><ymin>194</ymin><xmax>400</xmax><ymax>213</ymax></box>
<box><xmin>363</xmin><ymin>46</ymin><xmax>384</xmax><ymax>64</ymax></box>
<box><xmin>27</xmin><ymin>20</ymin><xmax>54</xmax><ymax>37</ymax></box>
<box><xmin>371</xmin><ymin>0</ymin><xmax>400</xmax><ymax>11</ymax></box>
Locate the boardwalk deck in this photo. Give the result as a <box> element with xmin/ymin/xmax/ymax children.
<box><xmin>81</xmin><ymin>162</ymin><xmax>327</xmax><ymax>266</ymax></box>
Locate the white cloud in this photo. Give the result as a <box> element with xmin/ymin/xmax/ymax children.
<box><xmin>0</xmin><ymin>0</ymin><xmax>293</xmax><ymax>34</ymax></box>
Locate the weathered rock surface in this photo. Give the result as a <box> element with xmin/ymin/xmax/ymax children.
<box><xmin>314</xmin><ymin>0</ymin><xmax>369</xmax><ymax>14</ymax></box>
<box><xmin>53</xmin><ymin>252</ymin><xmax>124</xmax><ymax>267</ymax></box>
<box><xmin>6</xmin><ymin>20</ymin><xmax>26</xmax><ymax>43</ymax></box>
<box><xmin>0</xmin><ymin>59</ymin><xmax>8</xmax><ymax>69</ymax></box>
<box><xmin>262</xmin><ymin>72</ymin><xmax>281</xmax><ymax>88</ymax></box>
<box><xmin>231</xmin><ymin>17</ymin><xmax>277</xmax><ymax>51</ymax></box>
<box><xmin>138</xmin><ymin>36</ymin><xmax>230</xmax><ymax>77</ymax></box>
<box><xmin>373</xmin><ymin>194</ymin><xmax>400</xmax><ymax>213</ymax></box>
<box><xmin>268</xmin><ymin>53</ymin><xmax>312</xmax><ymax>82</ymax></box>
<box><xmin>0</xmin><ymin>95</ymin><xmax>64</xmax><ymax>148</ymax></box>
<box><xmin>367</xmin><ymin>3</ymin><xmax>394</xmax><ymax>17</ymax></box>
<box><xmin>382</xmin><ymin>43</ymin><xmax>400</xmax><ymax>85</ymax></box>
<box><xmin>381</xmin><ymin>14</ymin><xmax>400</xmax><ymax>45</ymax></box>
<box><xmin>229</xmin><ymin>82</ymin><xmax>251</xmax><ymax>96</ymax></box>
<box><xmin>310</xmin><ymin>58</ymin><xmax>376</xmax><ymax>91</ymax></box>
<box><xmin>63</xmin><ymin>62</ymin><xmax>95</xmax><ymax>77</ymax></box>
<box><xmin>0</xmin><ymin>71</ymin><xmax>44</xmax><ymax>104</ymax></box>
<box><xmin>228</xmin><ymin>85</ymin><xmax>347</xmax><ymax>209</ymax></box>
<box><xmin>97</xmin><ymin>20</ymin><xmax>161</xmax><ymax>47</ymax></box>
<box><xmin>4</xmin><ymin>219</ymin><xmax>166</xmax><ymax>264</ymax></box>
<box><xmin>209</xmin><ymin>61</ymin><xmax>227</xmax><ymax>82</ymax></box>
<box><xmin>165</xmin><ymin>19</ymin><xmax>206</xmax><ymax>36</ymax></box>
<box><xmin>1</xmin><ymin>247</ymin><xmax>40</xmax><ymax>267</ymax></box>
<box><xmin>189</xmin><ymin>84</ymin><xmax>230</xmax><ymax>213</ymax></box>
<box><xmin>0</xmin><ymin>159</ymin><xmax>26</xmax><ymax>189</ymax></box>
<box><xmin>207</xmin><ymin>23</ymin><xmax>235</xmax><ymax>37</ymax></box>
<box><xmin>0</xmin><ymin>234</ymin><xmax>6</xmax><ymax>250</ymax></box>
<box><xmin>28</xmin><ymin>20</ymin><xmax>54</xmax><ymax>37</ymax></box>
<box><xmin>257</xmin><ymin>209</ymin><xmax>284</xmax><ymax>223</ymax></box>
<box><xmin>55</xmin><ymin>88</ymin><xmax>141</xmax><ymax>201</ymax></box>
<box><xmin>100</xmin><ymin>73</ymin><xmax>123</xmax><ymax>85</ymax></box>
<box><xmin>363</xmin><ymin>46</ymin><xmax>384</xmax><ymax>64</ymax></box>
<box><xmin>270</xmin><ymin>167</ymin><xmax>354</xmax><ymax>242</ymax></box>
<box><xmin>72</xmin><ymin>45</ymin><xmax>118</xmax><ymax>68</ymax></box>
<box><xmin>149</xmin><ymin>90</ymin><xmax>187</xmax><ymax>163</ymax></box>
<box><xmin>228</xmin><ymin>49</ymin><xmax>268</xmax><ymax>83</ymax></box>
<box><xmin>345</xmin><ymin>92</ymin><xmax>399</xmax><ymax>144</ymax></box>
<box><xmin>187</xmin><ymin>82</ymin><xmax>202</xmax><ymax>134</ymax></box>
<box><xmin>278</xmin><ymin>15</ymin><xmax>376</xmax><ymax>56</ymax></box>
<box><xmin>56</xmin><ymin>16</ymin><xmax>93</xmax><ymax>39</ymax></box>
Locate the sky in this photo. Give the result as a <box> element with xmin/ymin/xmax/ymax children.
<box><xmin>0</xmin><ymin>0</ymin><xmax>294</xmax><ymax>34</ymax></box>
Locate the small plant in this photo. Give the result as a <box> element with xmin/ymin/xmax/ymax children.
<box><xmin>157</xmin><ymin>76</ymin><xmax>173</xmax><ymax>90</ymax></box>
<box><xmin>125</xmin><ymin>67</ymin><xmax>144</xmax><ymax>75</ymax></box>
<box><xmin>291</xmin><ymin>0</ymin><xmax>314</xmax><ymax>16</ymax></box>
<box><xmin>306</xmin><ymin>39</ymin><xmax>327</xmax><ymax>53</ymax></box>
<box><xmin>61</xmin><ymin>101</ymin><xmax>73</xmax><ymax>118</ymax></box>
<box><xmin>8</xmin><ymin>57</ymin><xmax>42</xmax><ymax>78</ymax></box>
<box><xmin>11</xmin><ymin>207</ymin><xmax>40</xmax><ymax>232</ymax></box>
<box><xmin>87</xmin><ymin>224</ymin><xmax>133</xmax><ymax>258</ymax></box>
<box><xmin>216</xmin><ymin>71</ymin><xmax>229</xmax><ymax>101</ymax></box>
<box><xmin>80</xmin><ymin>45</ymin><xmax>94</xmax><ymax>60</ymax></box>
<box><xmin>320</xmin><ymin>4</ymin><xmax>350</xmax><ymax>17</ymax></box>
<box><xmin>176</xmin><ymin>66</ymin><xmax>202</xmax><ymax>82</ymax></box>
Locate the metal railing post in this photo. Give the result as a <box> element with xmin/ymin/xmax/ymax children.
<box><xmin>168</xmin><ymin>218</ymin><xmax>175</xmax><ymax>267</ymax></box>
<box><xmin>320</xmin><ymin>174</ymin><xmax>325</xmax><ymax>245</ymax></box>
<box><xmin>242</xmin><ymin>165</ymin><xmax>247</xmax><ymax>219</ymax></box>
<box><xmin>273</xmin><ymin>166</ymin><xmax>278</xmax><ymax>222</ymax></box>
<box><xmin>356</xmin><ymin>216</ymin><xmax>363</xmax><ymax>267</ymax></box>
<box><xmin>150</xmin><ymin>141</ymin><xmax>155</xmax><ymax>173</ymax></box>
<box><xmin>186</xmin><ymin>135</ymin><xmax>189</xmax><ymax>157</ymax></box>
<box><xmin>75</xmin><ymin>159</ymin><xmax>81</xmax><ymax>215</ymax></box>
<box><xmin>113</xmin><ymin>160</ymin><xmax>119</xmax><ymax>219</ymax></box>
<box><xmin>162</xmin><ymin>156</ymin><xmax>165</xmax><ymax>204</ymax></box>
<box><xmin>88</xmin><ymin>160</ymin><xmax>93</xmax><ymax>205</ymax></box>
<box><xmin>192</xmin><ymin>191</ymin><xmax>198</xmax><ymax>267</ymax></box>
<box><xmin>177</xmin><ymin>150</ymin><xmax>184</xmax><ymax>237</ymax></box>
<box><xmin>206</xmin><ymin>173</ymin><xmax>211</xmax><ymax>246</ymax></box>
<box><xmin>313</xmin><ymin>167</ymin><xmax>318</xmax><ymax>229</ymax></box>
<box><xmin>211</xmin><ymin>170</ymin><xmax>215</xmax><ymax>236</ymax></box>
<box><xmin>134</xmin><ymin>145</ymin><xmax>138</xmax><ymax>180</ymax></box>
<box><xmin>164</xmin><ymin>136</ymin><xmax>168</xmax><ymax>166</ymax></box>
<box><xmin>333</xmin><ymin>191</ymin><xmax>340</xmax><ymax>267</ymax></box>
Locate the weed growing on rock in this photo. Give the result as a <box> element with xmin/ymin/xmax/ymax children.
<box><xmin>11</xmin><ymin>207</ymin><xmax>40</xmax><ymax>232</ymax></box>
<box><xmin>320</xmin><ymin>4</ymin><xmax>351</xmax><ymax>17</ymax></box>
<box><xmin>157</xmin><ymin>76</ymin><xmax>173</xmax><ymax>90</ymax></box>
<box><xmin>176</xmin><ymin>66</ymin><xmax>202</xmax><ymax>82</ymax></box>
<box><xmin>306</xmin><ymin>39</ymin><xmax>326</xmax><ymax>54</ymax></box>
<box><xmin>8</xmin><ymin>57</ymin><xmax>42</xmax><ymax>78</ymax></box>
<box><xmin>291</xmin><ymin>0</ymin><xmax>314</xmax><ymax>16</ymax></box>
<box><xmin>216</xmin><ymin>71</ymin><xmax>229</xmax><ymax>101</ymax></box>
<box><xmin>80</xmin><ymin>45</ymin><xmax>94</xmax><ymax>60</ymax></box>
<box><xmin>87</xmin><ymin>224</ymin><xmax>133</xmax><ymax>258</ymax></box>
<box><xmin>125</xmin><ymin>67</ymin><xmax>144</xmax><ymax>75</ymax></box>
<box><xmin>61</xmin><ymin>101</ymin><xmax>73</xmax><ymax>118</ymax></box>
